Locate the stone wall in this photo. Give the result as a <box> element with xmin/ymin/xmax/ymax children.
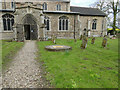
<box><xmin>0</xmin><ymin>2</ymin><xmax>2</xmax><ymax>10</ymax></box>
<box><xmin>80</xmin><ymin>16</ymin><xmax>107</xmax><ymax>37</ymax></box>
<box><xmin>2</xmin><ymin>1</ymin><xmax>70</xmax><ymax>12</ymax></box>
<box><xmin>2</xmin><ymin>2</ymin><xmax>13</xmax><ymax>10</ymax></box>
<box><xmin>0</xmin><ymin>12</ymin><xmax>15</xmax><ymax>40</ymax></box>
<box><xmin>44</xmin><ymin>13</ymin><xmax>79</xmax><ymax>39</ymax></box>
<box><xmin>1</xmin><ymin>32</ymin><xmax>14</xmax><ymax>40</ymax></box>
<box><xmin>38</xmin><ymin>1</ymin><xmax>70</xmax><ymax>11</ymax></box>
<box><xmin>0</xmin><ymin>1</ymin><xmax>107</xmax><ymax>40</ymax></box>
<box><xmin>0</xmin><ymin>10</ymin><xmax>107</xmax><ymax>40</ymax></box>
<box><xmin>0</xmin><ymin>12</ymin><xmax>2</xmax><ymax>32</ymax></box>
<box><xmin>0</xmin><ymin>5</ymin><xmax>44</xmax><ymax>40</ymax></box>
<box><xmin>43</xmin><ymin>13</ymin><xmax>107</xmax><ymax>39</ymax></box>
<box><xmin>14</xmin><ymin>6</ymin><xmax>44</xmax><ymax>40</ymax></box>
<box><xmin>0</xmin><ymin>12</ymin><xmax>3</xmax><ymax>39</ymax></box>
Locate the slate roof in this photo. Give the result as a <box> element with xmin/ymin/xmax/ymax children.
<box><xmin>70</xmin><ymin>6</ymin><xmax>106</xmax><ymax>16</ymax></box>
<box><xmin>41</xmin><ymin>0</ymin><xmax>70</xmax><ymax>2</ymax></box>
<box><xmin>14</xmin><ymin>0</ymin><xmax>70</xmax><ymax>2</ymax></box>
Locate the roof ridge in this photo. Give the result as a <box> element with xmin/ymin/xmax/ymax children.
<box><xmin>70</xmin><ymin>6</ymin><xmax>99</xmax><ymax>9</ymax></box>
<box><xmin>70</xmin><ymin>6</ymin><xmax>106</xmax><ymax>16</ymax></box>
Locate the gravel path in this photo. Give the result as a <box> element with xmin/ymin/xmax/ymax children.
<box><xmin>2</xmin><ymin>41</ymin><xmax>50</xmax><ymax>88</ymax></box>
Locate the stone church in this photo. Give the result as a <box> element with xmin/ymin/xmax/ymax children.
<box><xmin>0</xmin><ymin>0</ymin><xmax>107</xmax><ymax>41</ymax></box>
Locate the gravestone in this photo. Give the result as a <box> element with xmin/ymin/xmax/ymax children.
<box><xmin>108</xmin><ymin>33</ymin><xmax>111</xmax><ymax>38</ymax></box>
<box><xmin>102</xmin><ymin>36</ymin><xmax>107</xmax><ymax>48</ymax></box>
<box><xmin>91</xmin><ymin>37</ymin><xmax>95</xmax><ymax>44</ymax></box>
<box><xmin>80</xmin><ymin>35</ymin><xmax>83</xmax><ymax>40</ymax></box>
<box><xmin>74</xmin><ymin>39</ymin><xmax>77</xmax><ymax>42</ymax></box>
<box><xmin>81</xmin><ymin>35</ymin><xmax>88</xmax><ymax>49</ymax></box>
<box><xmin>52</xmin><ymin>35</ymin><xmax>56</xmax><ymax>44</ymax></box>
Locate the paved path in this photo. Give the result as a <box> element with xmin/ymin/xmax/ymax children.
<box><xmin>2</xmin><ymin>41</ymin><xmax>50</xmax><ymax>88</ymax></box>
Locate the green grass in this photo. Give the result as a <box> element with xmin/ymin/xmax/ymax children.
<box><xmin>37</xmin><ymin>38</ymin><xmax>118</xmax><ymax>88</ymax></box>
<box><xmin>1</xmin><ymin>40</ymin><xmax>24</xmax><ymax>70</ymax></box>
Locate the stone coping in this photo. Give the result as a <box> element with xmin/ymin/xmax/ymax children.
<box><xmin>45</xmin><ymin>45</ymin><xmax>72</xmax><ymax>51</ymax></box>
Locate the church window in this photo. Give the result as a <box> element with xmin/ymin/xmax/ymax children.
<box><xmin>2</xmin><ymin>14</ymin><xmax>14</xmax><ymax>31</ymax></box>
<box><xmin>57</xmin><ymin>4</ymin><xmax>61</xmax><ymax>11</ymax></box>
<box><xmin>44</xmin><ymin>16</ymin><xmax>50</xmax><ymax>30</ymax></box>
<box><xmin>92</xmin><ymin>19</ymin><xmax>97</xmax><ymax>30</ymax></box>
<box><xmin>11</xmin><ymin>1</ymin><xmax>14</xmax><ymax>9</ymax></box>
<box><xmin>59</xmin><ymin>16</ymin><xmax>69</xmax><ymax>30</ymax></box>
<box><xmin>43</xmin><ymin>2</ymin><xmax>47</xmax><ymax>10</ymax></box>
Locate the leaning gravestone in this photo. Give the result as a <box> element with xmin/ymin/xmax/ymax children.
<box><xmin>81</xmin><ymin>35</ymin><xmax>88</xmax><ymax>49</ymax></box>
<box><xmin>102</xmin><ymin>36</ymin><xmax>107</xmax><ymax>48</ymax></box>
<box><xmin>91</xmin><ymin>37</ymin><xmax>95</xmax><ymax>44</ymax></box>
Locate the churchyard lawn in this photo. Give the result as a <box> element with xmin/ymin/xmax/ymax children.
<box><xmin>1</xmin><ymin>40</ymin><xmax>24</xmax><ymax>70</ymax></box>
<box><xmin>37</xmin><ymin>38</ymin><xmax>118</xmax><ymax>88</ymax></box>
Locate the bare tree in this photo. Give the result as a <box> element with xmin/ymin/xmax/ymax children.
<box><xmin>109</xmin><ymin>0</ymin><xmax>119</xmax><ymax>34</ymax></box>
<box><xmin>90</xmin><ymin>0</ymin><xmax>111</xmax><ymax>26</ymax></box>
<box><xmin>90</xmin><ymin>0</ymin><xmax>119</xmax><ymax>34</ymax></box>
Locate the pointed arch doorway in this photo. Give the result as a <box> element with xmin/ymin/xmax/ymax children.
<box><xmin>23</xmin><ymin>14</ymin><xmax>38</xmax><ymax>40</ymax></box>
<box><xmin>24</xmin><ymin>25</ymin><xmax>30</xmax><ymax>40</ymax></box>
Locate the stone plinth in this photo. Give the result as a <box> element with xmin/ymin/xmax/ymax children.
<box><xmin>45</xmin><ymin>45</ymin><xmax>72</xmax><ymax>51</ymax></box>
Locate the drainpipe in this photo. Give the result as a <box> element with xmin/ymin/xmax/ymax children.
<box><xmin>37</xmin><ymin>24</ymin><xmax>40</xmax><ymax>40</ymax></box>
<box><xmin>74</xmin><ymin>15</ymin><xmax>76</xmax><ymax>40</ymax></box>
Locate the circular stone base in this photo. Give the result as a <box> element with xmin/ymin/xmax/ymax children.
<box><xmin>45</xmin><ymin>45</ymin><xmax>72</xmax><ymax>51</ymax></box>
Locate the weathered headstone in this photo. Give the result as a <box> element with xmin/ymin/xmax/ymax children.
<box><xmin>53</xmin><ymin>39</ymin><xmax>56</xmax><ymax>44</ymax></box>
<box><xmin>80</xmin><ymin>35</ymin><xmax>83</xmax><ymax>40</ymax></box>
<box><xmin>91</xmin><ymin>37</ymin><xmax>95</xmax><ymax>44</ymax></box>
<box><xmin>74</xmin><ymin>39</ymin><xmax>77</xmax><ymax>42</ymax></box>
<box><xmin>39</xmin><ymin>37</ymin><xmax>43</xmax><ymax>41</ymax></box>
<box><xmin>81</xmin><ymin>35</ymin><xmax>88</xmax><ymax>49</ymax></box>
<box><xmin>108</xmin><ymin>33</ymin><xmax>111</xmax><ymax>38</ymax></box>
<box><xmin>46</xmin><ymin>36</ymin><xmax>48</xmax><ymax>41</ymax></box>
<box><xmin>102</xmin><ymin>36</ymin><xmax>107</xmax><ymax>48</ymax></box>
<box><xmin>52</xmin><ymin>35</ymin><xmax>56</xmax><ymax>44</ymax></box>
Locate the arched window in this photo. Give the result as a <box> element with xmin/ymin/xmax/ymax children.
<box><xmin>3</xmin><ymin>18</ymin><xmax>7</xmax><ymax>30</ymax></box>
<box><xmin>92</xmin><ymin>19</ymin><xmax>97</xmax><ymax>30</ymax></box>
<box><xmin>44</xmin><ymin>16</ymin><xmax>50</xmax><ymax>30</ymax></box>
<box><xmin>11</xmin><ymin>2</ymin><xmax>14</xmax><ymax>9</ymax></box>
<box><xmin>43</xmin><ymin>2</ymin><xmax>47</xmax><ymax>10</ymax></box>
<box><xmin>57</xmin><ymin>4</ymin><xmax>61</xmax><ymax>11</ymax></box>
<box><xmin>2</xmin><ymin>14</ymin><xmax>14</xmax><ymax>31</ymax></box>
<box><xmin>59</xmin><ymin>16</ymin><xmax>68</xmax><ymax>30</ymax></box>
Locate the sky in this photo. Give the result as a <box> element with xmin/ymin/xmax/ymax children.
<box><xmin>70</xmin><ymin>0</ymin><xmax>120</xmax><ymax>7</ymax></box>
<box><xmin>70</xmin><ymin>0</ymin><xmax>97</xmax><ymax>7</ymax></box>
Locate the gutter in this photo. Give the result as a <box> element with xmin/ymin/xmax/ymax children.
<box><xmin>0</xmin><ymin>9</ymin><xmax>15</xmax><ymax>12</ymax></box>
<box><xmin>43</xmin><ymin>11</ymin><xmax>106</xmax><ymax>17</ymax></box>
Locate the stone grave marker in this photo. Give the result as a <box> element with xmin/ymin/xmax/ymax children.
<box><xmin>108</xmin><ymin>33</ymin><xmax>111</xmax><ymax>38</ymax></box>
<box><xmin>80</xmin><ymin>35</ymin><xmax>83</xmax><ymax>40</ymax></box>
<box><xmin>91</xmin><ymin>37</ymin><xmax>95</xmax><ymax>44</ymax></box>
<box><xmin>52</xmin><ymin>35</ymin><xmax>56</xmax><ymax>44</ymax></box>
<box><xmin>102</xmin><ymin>36</ymin><xmax>107</xmax><ymax>48</ymax></box>
<box><xmin>81</xmin><ymin>35</ymin><xmax>88</xmax><ymax>49</ymax></box>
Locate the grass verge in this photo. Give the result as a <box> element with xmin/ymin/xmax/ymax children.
<box><xmin>1</xmin><ymin>40</ymin><xmax>24</xmax><ymax>70</ymax></box>
<box><xmin>37</xmin><ymin>38</ymin><xmax>118</xmax><ymax>88</ymax></box>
